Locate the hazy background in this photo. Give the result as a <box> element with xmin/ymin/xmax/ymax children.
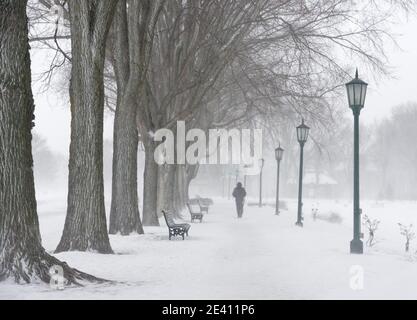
<box><xmin>30</xmin><ymin>15</ymin><xmax>417</xmax><ymax>204</ymax></box>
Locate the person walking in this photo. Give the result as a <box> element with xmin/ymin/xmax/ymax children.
<box><xmin>232</xmin><ymin>182</ymin><xmax>247</xmax><ymax>218</ymax></box>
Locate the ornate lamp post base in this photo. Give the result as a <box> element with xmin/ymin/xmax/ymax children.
<box><xmin>295</xmin><ymin>221</ymin><xmax>303</xmax><ymax>227</ymax></box>
<box><xmin>350</xmin><ymin>239</ymin><xmax>363</xmax><ymax>254</ymax></box>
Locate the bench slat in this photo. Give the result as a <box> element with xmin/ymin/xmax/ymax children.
<box><xmin>162</xmin><ymin>210</ymin><xmax>191</xmax><ymax>240</ymax></box>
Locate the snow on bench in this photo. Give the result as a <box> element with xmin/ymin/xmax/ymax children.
<box><xmin>162</xmin><ymin>210</ymin><xmax>191</xmax><ymax>240</ymax></box>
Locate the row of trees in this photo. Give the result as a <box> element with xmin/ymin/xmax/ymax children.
<box><xmin>1</xmin><ymin>0</ymin><xmax>415</xmax><ymax>284</ymax></box>
<box><xmin>369</xmin><ymin>103</ymin><xmax>417</xmax><ymax>200</ymax></box>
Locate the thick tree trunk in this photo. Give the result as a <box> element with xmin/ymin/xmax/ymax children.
<box><xmin>157</xmin><ymin>146</ymin><xmax>190</xmax><ymax>218</ymax></box>
<box><xmin>107</xmin><ymin>0</ymin><xmax>164</xmax><ymax>229</ymax></box>
<box><xmin>173</xmin><ymin>165</ymin><xmax>188</xmax><ymax>215</ymax></box>
<box><xmin>157</xmin><ymin>164</ymin><xmax>176</xmax><ymax>216</ymax></box>
<box><xmin>170</xmin><ymin>164</ymin><xmax>200</xmax><ymax>216</ymax></box>
<box><xmin>109</xmin><ymin>87</ymin><xmax>143</xmax><ymax>234</ymax></box>
<box><xmin>142</xmin><ymin>138</ymin><xmax>159</xmax><ymax>226</ymax></box>
<box><xmin>109</xmin><ymin>1</ymin><xmax>144</xmax><ymax>235</ymax></box>
<box><xmin>185</xmin><ymin>178</ymin><xmax>192</xmax><ymax>201</ymax></box>
<box><xmin>185</xmin><ymin>164</ymin><xmax>199</xmax><ymax>201</ymax></box>
<box><xmin>56</xmin><ymin>1</ymin><xmax>117</xmax><ymax>254</ymax></box>
<box><xmin>156</xmin><ymin>122</ymin><xmax>178</xmax><ymax>217</ymax></box>
<box><xmin>0</xmin><ymin>1</ymin><xmax>100</xmax><ymax>284</ymax></box>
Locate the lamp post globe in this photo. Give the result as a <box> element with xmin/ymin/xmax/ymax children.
<box><xmin>296</xmin><ymin>119</ymin><xmax>310</xmax><ymax>145</ymax></box>
<box><xmin>346</xmin><ymin>69</ymin><xmax>368</xmax><ymax>113</ymax></box>
<box><xmin>275</xmin><ymin>146</ymin><xmax>284</xmax><ymax>162</ymax></box>
<box><xmin>346</xmin><ymin>69</ymin><xmax>368</xmax><ymax>254</ymax></box>
<box><xmin>259</xmin><ymin>158</ymin><xmax>265</xmax><ymax>169</ymax></box>
<box><xmin>296</xmin><ymin>119</ymin><xmax>309</xmax><ymax>227</ymax></box>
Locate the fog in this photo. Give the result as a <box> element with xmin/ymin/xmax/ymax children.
<box><xmin>32</xmin><ymin>102</ymin><xmax>417</xmax><ymax>204</ymax></box>
<box><xmin>5</xmin><ymin>0</ymin><xmax>417</xmax><ymax>300</ymax></box>
<box><xmin>29</xmin><ymin>12</ymin><xmax>417</xmax><ymax>206</ymax></box>
<box><xmin>189</xmin><ymin>102</ymin><xmax>417</xmax><ymax>201</ymax></box>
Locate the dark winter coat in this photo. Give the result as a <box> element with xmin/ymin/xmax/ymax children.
<box><xmin>232</xmin><ymin>186</ymin><xmax>247</xmax><ymax>203</ymax></box>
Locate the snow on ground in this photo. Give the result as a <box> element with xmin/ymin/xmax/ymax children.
<box><xmin>2</xmin><ymin>196</ymin><xmax>417</xmax><ymax>300</ymax></box>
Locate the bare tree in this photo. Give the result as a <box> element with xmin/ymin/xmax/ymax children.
<box><xmin>27</xmin><ymin>0</ymin><xmax>71</xmax><ymax>88</ymax></box>
<box><xmin>150</xmin><ymin>0</ymin><xmax>417</xmax><ymax>218</ymax></box>
<box><xmin>30</xmin><ymin>0</ymin><xmax>417</xmax><ymax>232</ymax></box>
<box><xmin>108</xmin><ymin>0</ymin><xmax>164</xmax><ymax>234</ymax></box>
<box><xmin>144</xmin><ymin>0</ymin><xmax>266</xmax><ymax>217</ymax></box>
<box><xmin>55</xmin><ymin>0</ymin><xmax>118</xmax><ymax>254</ymax></box>
<box><xmin>0</xmin><ymin>0</ymin><xmax>99</xmax><ymax>285</ymax></box>
<box><xmin>369</xmin><ymin>104</ymin><xmax>417</xmax><ymax>200</ymax></box>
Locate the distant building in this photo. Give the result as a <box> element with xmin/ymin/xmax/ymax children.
<box><xmin>287</xmin><ymin>171</ymin><xmax>338</xmax><ymax>199</ymax></box>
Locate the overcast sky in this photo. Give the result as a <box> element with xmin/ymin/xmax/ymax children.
<box><xmin>363</xmin><ymin>16</ymin><xmax>417</xmax><ymax>123</ymax></box>
<box><xmin>31</xmin><ymin>15</ymin><xmax>417</xmax><ymax>156</ymax></box>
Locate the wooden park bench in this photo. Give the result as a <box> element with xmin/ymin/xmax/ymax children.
<box><xmin>162</xmin><ymin>210</ymin><xmax>191</xmax><ymax>240</ymax></box>
<box><xmin>197</xmin><ymin>199</ymin><xmax>210</xmax><ymax>215</ymax></box>
<box><xmin>187</xmin><ymin>202</ymin><xmax>204</xmax><ymax>223</ymax></box>
<box><xmin>188</xmin><ymin>197</ymin><xmax>213</xmax><ymax>217</ymax></box>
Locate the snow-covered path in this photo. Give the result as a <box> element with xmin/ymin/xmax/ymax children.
<box><xmin>2</xmin><ymin>198</ymin><xmax>417</xmax><ymax>299</ymax></box>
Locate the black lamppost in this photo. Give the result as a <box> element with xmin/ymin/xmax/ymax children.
<box><xmin>259</xmin><ymin>158</ymin><xmax>265</xmax><ymax>207</ymax></box>
<box><xmin>346</xmin><ymin>69</ymin><xmax>368</xmax><ymax>254</ymax></box>
<box><xmin>275</xmin><ymin>145</ymin><xmax>284</xmax><ymax>215</ymax></box>
<box><xmin>296</xmin><ymin>119</ymin><xmax>310</xmax><ymax>227</ymax></box>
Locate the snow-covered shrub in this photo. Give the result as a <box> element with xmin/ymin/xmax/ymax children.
<box><xmin>278</xmin><ymin>201</ymin><xmax>288</xmax><ymax>210</ymax></box>
<box><xmin>327</xmin><ymin>212</ymin><xmax>343</xmax><ymax>224</ymax></box>
<box><xmin>363</xmin><ymin>215</ymin><xmax>380</xmax><ymax>247</ymax></box>
<box><xmin>398</xmin><ymin>223</ymin><xmax>415</xmax><ymax>253</ymax></box>
<box><xmin>315</xmin><ymin>212</ymin><xmax>343</xmax><ymax>224</ymax></box>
